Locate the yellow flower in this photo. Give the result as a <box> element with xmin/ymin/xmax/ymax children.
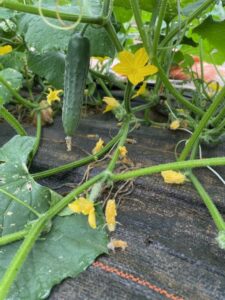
<box><xmin>103</xmin><ymin>97</ymin><xmax>120</xmax><ymax>113</ymax></box>
<box><xmin>170</xmin><ymin>120</ymin><xmax>180</xmax><ymax>130</ymax></box>
<box><xmin>119</xmin><ymin>146</ymin><xmax>128</xmax><ymax>158</ymax></box>
<box><xmin>208</xmin><ymin>81</ymin><xmax>221</xmax><ymax>96</ymax></box>
<box><xmin>88</xmin><ymin>209</ymin><xmax>97</xmax><ymax>229</ymax></box>
<box><xmin>132</xmin><ymin>82</ymin><xmax>147</xmax><ymax>99</ymax></box>
<box><xmin>112</xmin><ymin>48</ymin><xmax>158</xmax><ymax>85</ymax></box>
<box><xmin>0</xmin><ymin>45</ymin><xmax>12</xmax><ymax>56</ymax></box>
<box><xmin>47</xmin><ymin>88</ymin><xmax>63</xmax><ymax>105</ymax></box>
<box><xmin>105</xmin><ymin>199</ymin><xmax>117</xmax><ymax>232</ymax></box>
<box><xmin>92</xmin><ymin>138</ymin><xmax>104</xmax><ymax>154</ymax></box>
<box><xmin>68</xmin><ymin>197</ymin><xmax>96</xmax><ymax>229</ymax></box>
<box><xmin>161</xmin><ymin>170</ymin><xmax>186</xmax><ymax>184</ymax></box>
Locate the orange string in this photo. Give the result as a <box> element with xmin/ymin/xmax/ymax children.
<box><xmin>93</xmin><ymin>261</ymin><xmax>184</xmax><ymax>300</ymax></box>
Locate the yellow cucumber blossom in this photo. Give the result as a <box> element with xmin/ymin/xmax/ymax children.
<box><xmin>170</xmin><ymin>120</ymin><xmax>180</xmax><ymax>130</ymax></box>
<box><xmin>47</xmin><ymin>88</ymin><xmax>63</xmax><ymax>105</ymax></box>
<box><xmin>132</xmin><ymin>82</ymin><xmax>147</xmax><ymax>99</ymax></box>
<box><xmin>119</xmin><ymin>146</ymin><xmax>128</xmax><ymax>158</ymax></box>
<box><xmin>68</xmin><ymin>197</ymin><xmax>96</xmax><ymax>229</ymax></box>
<box><xmin>0</xmin><ymin>45</ymin><xmax>12</xmax><ymax>56</ymax></box>
<box><xmin>105</xmin><ymin>199</ymin><xmax>117</xmax><ymax>232</ymax></box>
<box><xmin>92</xmin><ymin>138</ymin><xmax>104</xmax><ymax>154</ymax></box>
<box><xmin>112</xmin><ymin>47</ymin><xmax>158</xmax><ymax>85</ymax></box>
<box><xmin>103</xmin><ymin>97</ymin><xmax>120</xmax><ymax>113</ymax></box>
<box><xmin>161</xmin><ymin>170</ymin><xmax>186</xmax><ymax>184</ymax></box>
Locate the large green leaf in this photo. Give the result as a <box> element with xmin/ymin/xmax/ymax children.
<box><xmin>0</xmin><ymin>136</ymin><xmax>50</xmax><ymax>235</ymax></box>
<box><xmin>193</xmin><ymin>16</ymin><xmax>225</xmax><ymax>63</ymax></box>
<box><xmin>17</xmin><ymin>14</ymin><xmax>115</xmax><ymax>56</ymax></box>
<box><xmin>0</xmin><ymin>135</ymin><xmax>108</xmax><ymax>299</ymax></box>
<box><xmin>0</xmin><ymin>214</ymin><xmax>108</xmax><ymax>300</ymax></box>
<box><xmin>0</xmin><ymin>51</ymin><xmax>26</xmax><ymax>72</ymax></box>
<box><xmin>0</xmin><ymin>68</ymin><xmax>23</xmax><ymax>104</ymax></box>
<box><xmin>28</xmin><ymin>51</ymin><xmax>65</xmax><ymax>88</ymax></box>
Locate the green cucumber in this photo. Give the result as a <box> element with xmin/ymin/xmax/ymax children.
<box><xmin>62</xmin><ymin>33</ymin><xmax>90</xmax><ymax>151</ymax></box>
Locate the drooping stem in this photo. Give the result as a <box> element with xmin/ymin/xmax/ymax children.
<box><xmin>0</xmin><ymin>105</ymin><xmax>27</xmax><ymax>136</ymax></box>
<box><xmin>179</xmin><ymin>85</ymin><xmax>225</xmax><ymax>161</ymax></box>
<box><xmin>0</xmin><ymin>229</ymin><xmax>29</xmax><ymax>246</ymax></box>
<box><xmin>189</xmin><ymin>173</ymin><xmax>225</xmax><ymax>231</ymax></box>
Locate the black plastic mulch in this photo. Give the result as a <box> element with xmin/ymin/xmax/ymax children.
<box><xmin>1</xmin><ymin>113</ymin><xmax>225</xmax><ymax>300</ymax></box>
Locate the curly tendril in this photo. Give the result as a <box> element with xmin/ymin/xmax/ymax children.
<box><xmin>38</xmin><ymin>0</ymin><xmax>83</xmax><ymax>31</ymax></box>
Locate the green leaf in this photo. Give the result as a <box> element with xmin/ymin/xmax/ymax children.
<box><xmin>0</xmin><ymin>214</ymin><xmax>108</xmax><ymax>300</ymax></box>
<box><xmin>28</xmin><ymin>51</ymin><xmax>65</xmax><ymax>89</ymax></box>
<box><xmin>17</xmin><ymin>14</ymin><xmax>115</xmax><ymax>56</ymax></box>
<box><xmin>193</xmin><ymin>16</ymin><xmax>225</xmax><ymax>63</ymax></box>
<box><xmin>0</xmin><ymin>51</ymin><xmax>26</xmax><ymax>72</ymax></box>
<box><xmin>0</xmin><ymin>136</ymin><xmax>50</xmax><ymax>235</ymax></box>
<box><xmin>0</xmin><ymin>68</ymin><xmax>23</xmax><ymax>104</ymax></box>
<box><xmin>0</xmin><ymin>8</ymin><xmax>15</xmax><ymax>19</ymax></box>
<box><xmin>113</xmin><ymin>6</ymin><xmax>133</xmax><ymax>23</ymax></box>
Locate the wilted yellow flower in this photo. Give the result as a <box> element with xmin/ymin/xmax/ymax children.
<box><xmin>112</xmin><ymin>48</ymin><xmax>158</xmax><ymax>85</ymax></box>
<box><xmin>119</xmin><ymin>146</ymin><xmax>128</xmax><ymax>158</ymax></box>
<box><xmin>105</xmin><ymin>199</ymin><xmax>117</xmax><ymax>232</ymax></box>
<box><xmin>88</xmin><ymin>209</ymin><xmax>96</xmax><ymax>229</ymax></box>
<box><xmin>107</xmin><ymin>239</ymin><xmax>128</xmax><ymax>251</ymax></box>
<box><xmin>69</xmin><ymin>197</ymin><xmax>96</xmax><ymax>229</ymax></box>
<box><xmin>170</xmin><ymin>120</ymin><xmax>180</xmax><ymax>130</ymax></box>
<box><xmin>208</xmin><ymin>81</ymin><xmax>222</xmax><ymax>96</ymax></box>
<box><xmin>161</xmin><ymin>170</ymin><xmax>186</xmax><ymax>184</ymax></box>
<box><xmin>103</xmin><ymin>97</ymin><xmax>120</xmax><ymax>113</ymax></box>
<box><xmin>0</xmin><ymin>45</ymin><xmax>12</xmax><ymax>56</ymax></box>
<box><xmin>132</xmin><ymin>82</ymin><xmax>147</xmax><ymax>99</ymax></box>
<box><xmin>92</xmin><ymin>138</ymin><xmax>104</xmax><ymax>154</ymax></box>
<box><xmin>47</xmin><ymin>88</ymin><xmax>63</xmax><ymax>105</ymax></box>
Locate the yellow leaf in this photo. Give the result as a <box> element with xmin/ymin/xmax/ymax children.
<box><xmin>105</xmin><ymin>199</ymin><xmax>117</xmax><ymax>232</ymax></box>
<box><xmin>161</xmin><ymin>170</ymin><xmax>186</xmax><ymax>184</ymax></box>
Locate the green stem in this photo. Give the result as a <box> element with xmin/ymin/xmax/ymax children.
<box><xmin>189</xmin><ymin>173</ymin><xmax>225</xmax><ymax>231</ymax></box>
<box><xmin>0</xmin><ymin>0</ymin><xmax>106</xmax><ymax>25</ymax></box>
<box><xmin>124</xmin><ymin>81</ymin><xmax>133</xmax><ymax>114</ymax></box>
<box><xmin>213</xmin><ymin>104</ymin><xmax>225</xmax><ymax>127</ymax></box>
<box><xmin>0</xmin><ymin>188</ymin><xmax>40</xmax><ymax>217</ymax></box>
<box><xmin>179</xmin><ymin>85</ymin><xmax>225</xmax><ymax>161</ymax></box>
<box><xmin>104</xmin><ymin>20</ymin><xmax>123</xmax><ymax>52</ymax></box>
<box><xmin>153</xmin><ymin>57</ymin><xmax>204</xmax><ymax>116</ymax></box>
<box><xmin>129</xmin><ymin>0</ymin><xmax>149</xmax><ymax>53</ymax></box>
<box><xmin>111</xmin><ymin>156</ymin><xmax>225</xmax><ymax>181</ymax></box>
<box><xmin>90</xmin><ymin>69</ymin><xmax>126</xmax><ymax>90</ymax></box>
<box><xmin>0</xmin><ymin>172</ymin><xmax>104</xmax><ymax>299</ymax></box>
<box><xmin>107</xmin><ymin>121</ymin><xmax>129</xmax><ymax>172</ymax></box>
<box><xmin>30</xmin><ymin>111</ymin><xmax>42</xmax><ymax>163</ymax></box>
<box><xmin>96</xmin><ymin>78</ymin><xmax>113</xmax><ymax>97</ymax></box>
<box><xmin>160</xmin><ymin>0</ymin><xmax>215</xmax><ymax>47</ymax></box>
<box><xmin>131</xmin><ymin>102</ymin><xmax>156</xmax><ymax>113</ymax></box>
<box><xmin>32</xmin><ymin>130</ymin><xmax>122</xmax><ymax>180</ymax></box>
<box><xmin>152</xmin><ymin>0</ymin><xmax>167</xmax><ymax>57</ymax></box>
<box><xmin>0</xmin><ymin>229</ymin><xmax>29</xmax><ymax>246</ymax></box>
<box><xmin>0</xmin><ymin>76</ymin><xmax>37</xmax><ymax>109</ymax></box>
<box><xmin>0</xmin><ymin>106</ymin><xmax>27</xmax><ymax>136</ymax></box>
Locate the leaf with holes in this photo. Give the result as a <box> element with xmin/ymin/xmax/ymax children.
<box><xmin>0</xmin><ymin>135</ymin><xmax>50</xmax><ymax>236</ymax></box>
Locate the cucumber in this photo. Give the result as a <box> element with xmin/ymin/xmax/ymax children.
<box><xmin>62</xmin><ymin>33</ymin><xmax>90</xmax><ymax>151</ymax></box>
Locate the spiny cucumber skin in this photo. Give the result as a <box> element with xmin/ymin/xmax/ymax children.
<box><xmin>62</xmin><ymin>34</ymin><xmax>90</xmax><ymax>138</ymax></box>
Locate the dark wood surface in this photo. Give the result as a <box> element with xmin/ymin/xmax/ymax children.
<box><xmin>1</xmin><ymin>113</ymin><xmax>225</xmax><ymax>300</ymax></box>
